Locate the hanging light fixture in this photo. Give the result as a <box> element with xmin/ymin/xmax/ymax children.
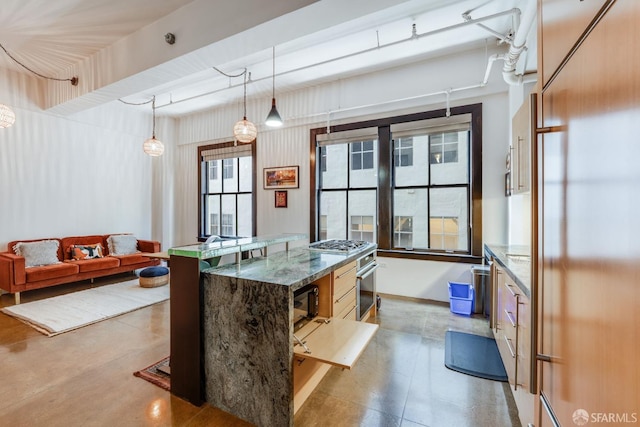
<box><xmin>265</xmin><ymin>46</ymin><xmax>283</xmax><ymax>127</ymax></box>
<box><xmin>233</xmin><ymin>69</ymin><xmax>257</xmax><ymax>143</ymax></box>
<box><xmin>143</xmin><ymin>96</ymin><xmax>165</xmax><ymax>156</ymax></box>
<box><xmin>0</xmin><ymin>104</ymin><xmax>16</xmax><ymax>128</ymax></box>
<box><xmin>0</xmin><ymin>42</ymin><xmax>78</xmax><ymax>128</ymax></box>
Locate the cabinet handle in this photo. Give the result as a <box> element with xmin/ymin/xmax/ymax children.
<box><xmin>505</xmin><ymin>282</ymin><xmax>519</xmax><ymax>298</ymax></box>
<box><xmin>537</xmin><ymin>354</ymin><xmax>553</xmax><ymax>363</ymax></box>
<box><xmin>516</xmin><ymin>136</ymin><xmax>525</xmax><ymax>188</ymax></box>
<box><xmin>504</xmin><ymin>309</ymin><xmax>517</xmax><ymax>328</ymax></box>
<box><xmin>335</xmin><ymin>285</ymin><xmax>356</xmax><ymax>304</ymax></box>
<box><xmin>343</xmin><ymin>305</ymin><xmax>357</xmax><ymax>319</ymax></box>
<box><xmin>293</xmin><ymin>333</ymin><xmax>311</xmax><ymax>354</ymax></box>
<box><xmin>535</xmin><ymin>125</ymin><xmax>565</xmax><ymax>134</ymax></box>
<box><xmin>336</xmin><ymin>265</ymin><xmax>356</xmax><ymax>279</ymax></box>
<box><xmin>504</xmin><ymin>335</ymin><xmax>516</xmax><ymax>358</ymax></box>
<box><xmin>540</xmin><ymin>392</ymin><xmax>562</xmax><ymax>427</ymax></box>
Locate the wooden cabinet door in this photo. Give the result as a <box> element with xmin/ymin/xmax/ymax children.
<box><xmin>511</xmin><ymin>93</ymin><xmax>533</xmax><ymax>194</ymax></box>
<box><xmin>538</xmin><ymin>1</ymin><xmax>640</xmax><ymax>424</ymax></box>
<box><xmin>539</xmin><ymin>0</ymin><xmax>609</xmax><ymax>87</ymax></box>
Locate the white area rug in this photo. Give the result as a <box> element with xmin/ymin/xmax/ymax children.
<box><xmin>1</xmin><ymin>279</ymin><xmax>169</xmax><ymax>336</ymax></box>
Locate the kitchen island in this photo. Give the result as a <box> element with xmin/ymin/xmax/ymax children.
<box><xmin>169</xmin><ymin>235</ymin><xmax>378</xmax><ymax>427</ymax></box>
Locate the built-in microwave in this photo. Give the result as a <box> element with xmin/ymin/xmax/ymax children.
<box><xmin>293</xmin><ymin>284</ymin><xmax>319</xmax><ymax>331</ymax></box>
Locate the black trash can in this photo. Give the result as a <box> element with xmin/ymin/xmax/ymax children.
<box><xmin>471</xmin><ymin>265</ymin><xmax>490</xmax><ymax>316</ymax></box>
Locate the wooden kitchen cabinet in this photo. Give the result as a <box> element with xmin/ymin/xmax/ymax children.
<box><xmin>493</xmin><ymin>263</ymin><xmax>531</xmax><ymax>391</ymax></box>
<box><xmin>293</xmin><ymin>261</ymin><xmax>377</xmax><ymax>413</ymax></box>
<box><xmin>332</xmin><ymin>261</ymin><xmax>358</xmax><ymax>319</ymax></box>
<box><xmin>537</xmin><ymin>1</ymin><xmax>640</xmax><ymax>425</ymax></box>
<box><xmin>539</xmin><ymin>0</ymin><xmax>608</xmax><ymax>87</ymax></box>
<box><xmin>491</xmin><ymin>261</ymin><xmax>534</xmax><ymax>425</ymax></box>
<box><xmin>510</xmin><ymin>92</ymin><xmax>534</xmax><ymax>195</ymax></box>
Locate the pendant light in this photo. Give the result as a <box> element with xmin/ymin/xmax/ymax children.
<box><xmin>0</xmin><ymin>104</ymin><xmax>15</xmax><ymax>128</ymax></box>
<box><xmin>265</xmin><ymin>46</ymin><xmax>283</xmax><ymax>127</ymax></box>
<box><xmin>143</xmin><ymin>96</ymin><xmax>165</xmax><ymax>156</ymax></box>
<box><xmin>233</xmin><ymin>69</ymin><xmax>257</xmax><ymax>143</ymax></box>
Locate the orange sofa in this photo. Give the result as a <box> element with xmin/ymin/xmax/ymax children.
<box><xmin>0</xmin><ymin>234</ymin><xmax>161</xmax><ymax>304</ymax></box>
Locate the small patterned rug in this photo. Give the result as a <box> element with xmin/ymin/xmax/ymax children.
<box><xmin>133</xmin><ymin>356</ymin><xmax>171</xmax><ymax>391</ymax></box>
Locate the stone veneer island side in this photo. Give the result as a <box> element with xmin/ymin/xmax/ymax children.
<box><xmin>200</xmin><ymin>244</ymin><xmax>377</xmax><ymax>427</ymax></box>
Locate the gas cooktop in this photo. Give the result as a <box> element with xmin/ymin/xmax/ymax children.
<box><xmin>308</xmin><ymin>239</ymin><xmax>370</xmax><ymax>253</ymax></box>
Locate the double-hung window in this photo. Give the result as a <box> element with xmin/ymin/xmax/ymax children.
<box><xmin>316</xmin><ymin>130</ymin><xmax>379</xmax><ymax>242</ymax></box>
<box><xmin>198</xmin><ymin>142</ymin><xmax>256</xmax><ymax>239</ymax></box>
<box><xmin>311</xmin><ymin>104</ymin><xmax>482</xmax><ymax>259</ymax></box>
<box><xmin>391</xmin><ymin>117</ymin><xmax>470</xmax><ymax>253</ymax></box>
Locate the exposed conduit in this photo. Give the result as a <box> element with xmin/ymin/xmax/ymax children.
<box><xmin>315</xmin><ymin>82</ymin><xmax>483</xmax><ymax>135</ymax></box>
<box><xmin>501</xmin><ymin>0</ymin><xmax>536</xmax><ymax>85</ymax></box>
<box><xmin>157</xmin><ymin>7</ymin><xmax>521</xmax><ymax>110</ymax></box>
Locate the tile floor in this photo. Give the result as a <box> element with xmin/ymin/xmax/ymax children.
<box><xmin>0</xmin><ymin>275</ymin><xmax>520</xmax><ymax>426</ymax></box>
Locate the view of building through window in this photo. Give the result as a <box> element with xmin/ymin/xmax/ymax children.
<box><xmin>199</xmin><ymin>143</ymin><xmax>254</xmax><ymax>239</ymax></box>
<box><xmin>316</xmin><ymin>113</ymin><xmax>473</xmax><ymax>254</ymax></box>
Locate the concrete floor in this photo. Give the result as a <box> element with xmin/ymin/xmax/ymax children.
<box><xmin>0</xmin><ymin>275</ymin><xmax>520</xmax><ymax>426</ymax></box>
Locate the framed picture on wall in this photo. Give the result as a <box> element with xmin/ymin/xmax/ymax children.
<box><xmin>264</xmin><ymin>166</ymin><xmax>299</xmax><ymax>189</ymax></box>
<box><xmin>275</xmin><ymin>190</ymin><xmax>288</xmax><ymax>208</ymax></box>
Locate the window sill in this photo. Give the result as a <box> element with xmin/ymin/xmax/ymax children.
<box><xmin>376</xmin><ymin>249</ymin><xmax>483</xmax><ymax>264</ymax></box>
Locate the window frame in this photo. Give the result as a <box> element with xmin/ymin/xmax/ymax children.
<box><xmin>198</xmin><ymin>141</ymin><xmax>257</xmax><ymax>241</ymax></box>
<box><xmin>309</xmin><ymin>104</ymin><xmax>483</xmax><ymax>263</ymax></box>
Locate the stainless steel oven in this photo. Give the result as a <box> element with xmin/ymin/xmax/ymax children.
<box><xmin>356</xmin><ymin>250</ymin><xmax>378</xmax><ymax>320</ymax></box>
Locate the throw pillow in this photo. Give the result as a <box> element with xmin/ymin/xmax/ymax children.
<box><xmin>13</xmin><ymin>240</ymin><xmax>61</xmax><ymax>267</ymax></box>
<box><xmin>69</xmin><ymin>243</ymin><xmax>104</xmax><ymax>260</ymax></box>
<box><xmin>107</xmin><ymin>234</ymin><xmax>139</xmax><ymax>255</ymax></box>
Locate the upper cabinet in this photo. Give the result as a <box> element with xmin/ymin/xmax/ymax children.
<box><xmin>510</xmin><ymin>92</ymin><xmax>535</xmax><ymax>195</ymax></box>
<box><xmin>540</xmin><ymin>0</ymin><xmax>609</xmax><ymax>87</ymax></box>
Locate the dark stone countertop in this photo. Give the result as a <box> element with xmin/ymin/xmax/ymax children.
<box><xmin>204</xmin><ymin>244</ymin><xmax>376</xmax><ymax>292</ymax></box>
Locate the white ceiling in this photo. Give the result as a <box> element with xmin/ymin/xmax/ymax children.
<box><xmin>0</xmin><ymin>0</ymin><xmax>536</xmax><ymax>117</ymax></box>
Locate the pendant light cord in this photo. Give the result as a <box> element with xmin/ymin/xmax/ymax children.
<box><xmin>0</xmin><ymin>42</ymin><xmax>78</xmax><ymax>85</ymax></box>
<box><xmin>212</xmin><ymin>66</ymin><xmax>249</xmax><ymax>119</ymax></box>
<box><xmin>151</xmin><ymin>96</ymin><xmax>157</xmax><ymax>138</ymax></box>
<box><xmin>243</xmin><ymin>69</ymin><xmax>248</xmax><ymax>119</ymax></box>
<box><xmin>272</xmin><ymin>46</ymin><xmax>276</xmax><ymax>99</ymax></box>
<box><xmin>117</xmin><ymin>96</ymin><xmax>157</xmax><ymax>138</ymax></box>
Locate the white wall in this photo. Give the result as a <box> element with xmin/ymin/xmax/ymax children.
<box><xmin>0</xmin><ymin>68</ymin><xmax>158</xmax><ymax>251</ymax></box>
<box><xmin>1</xmin><ymin>42</ymin><xmax>513</xmax><ymax>302</ymax></box>
<box><xmin>170</xmin><ymin>45</ymin><xmax>511</xmax><ymax>301</ymax></box>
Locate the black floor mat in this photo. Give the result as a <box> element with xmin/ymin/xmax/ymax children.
<box><xmin>444</xmin><ymin>330</ymin><xmax>508</xmax><ymax>382</ymax></box>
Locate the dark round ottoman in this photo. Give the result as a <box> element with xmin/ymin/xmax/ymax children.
<box><xmin>139</xmin><ymin>266</ymin><xmax>170</xmax><ymax>288</ymax></box>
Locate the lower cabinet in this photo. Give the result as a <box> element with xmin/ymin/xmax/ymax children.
<box><xmin>492</xmin><ymin>261</ymin><xmax>534</xmax><ymax>426</ymax></box>
<box><xmin>292</xmin><ymin>261</ymin><xmax>378</xmax><ymax>412</ymax></box>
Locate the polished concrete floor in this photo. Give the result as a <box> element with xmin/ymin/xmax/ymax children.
<box><xmin>0</xmin><ymin>275</ymin><xmax>520</xmax><ymax>426</ymax></box>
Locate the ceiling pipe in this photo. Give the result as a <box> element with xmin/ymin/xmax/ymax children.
<box><xmin>501</xmin><ymin>0</ymin><xmax>536</xmax><ymax>85</ymax></box>
<box><xmin>156</xmin><ymin>7</ymin><xmax>521</xmax><ymax>110</ymax></box>
<box><xmin>481</xmin><ymin>53</ymin><xmax>506</xmax><ymax>86</ymax></box>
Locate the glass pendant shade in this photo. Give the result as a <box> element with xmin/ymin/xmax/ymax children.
<box><xmin>265</xmin><ymin>98</ymin><xmax>283</xmax><ymax>127</ymax></box>
<box><xmin>0</xmin><ymin>104</ymin><xmax>16</xmax><ymax>128</ymax></box>
<box><xmin>233</xmin><ymin>117</ymin><xmax>257</xmax><ymax>143</ymax></box>
<box><xmin>143</xmin><ymin>137</ymin><xmax>165</xmax><ymax>156</ymax></box>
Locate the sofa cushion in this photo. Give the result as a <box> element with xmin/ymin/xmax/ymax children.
<box><xmin>107</xmin><ymin>234</ymin><xmax>139</xmax><ymax>255</ymax></box>
<box><xmin>13</xmin><ymin>240</ymin><xmax>61</xmax><ymax>267</ymax></box>
<box><xmin>25</xmin><ymin>262</ymin><xmax>79</xmax><ymax>282</ymax></box>
<box><xmin>72</xmin><ymin>256</ymin><xmax>120</xmax><ymax>273</ymax></box>
<box><xmin>110</xmin><ymin>253</ymin><xmax>149</xmax><ymax>266</ymax></box>
<box><xmin>69</xmin><ymin>244</ymin><xmax>104</xmax><ymax>260</ymax></box>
